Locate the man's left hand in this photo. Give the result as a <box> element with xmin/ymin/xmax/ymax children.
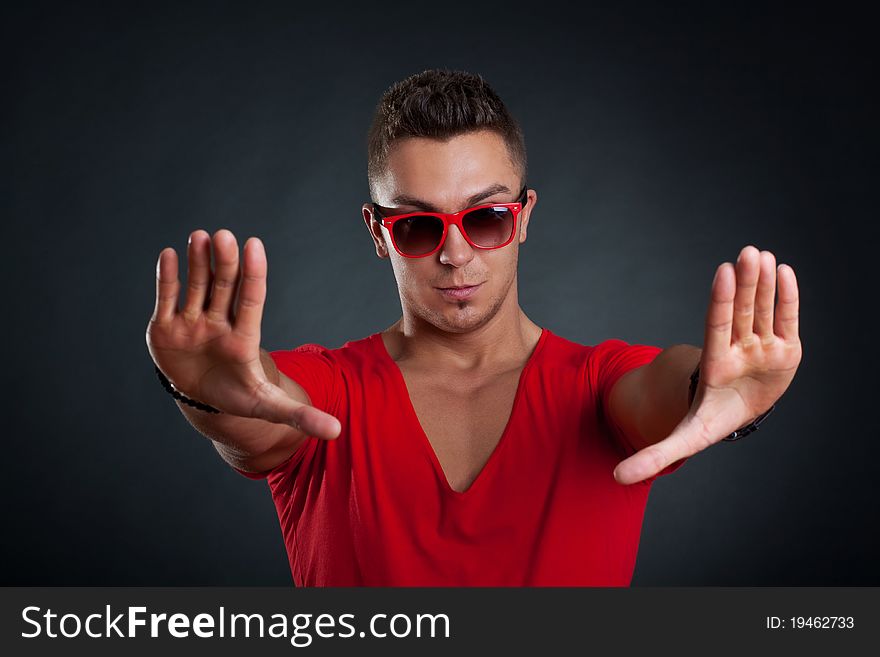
<box><xmin>613</xmin><ymin>245</ymin><xmax>803</xmax><ymax>485</ymax></box>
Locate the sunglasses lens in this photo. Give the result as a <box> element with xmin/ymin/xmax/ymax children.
<box><xmin>462</xmin><ymin>207</ymin><xmax>515</xmax><ymax>247</ymax></box>
<box><xmin>392</xmin><ymin>215</ymin><xmax>445</xmax><ymax>256</ymax></box>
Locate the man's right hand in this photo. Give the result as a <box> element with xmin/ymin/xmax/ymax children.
<box><xmin>145</xmin><ymin>229</ymin><xmax>342</xmax><ymax>441</ymax></box>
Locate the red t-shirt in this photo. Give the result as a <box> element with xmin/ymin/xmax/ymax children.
<box><xmin>233</xmin><ymin>328</ymin><xmax>687</xmax><ymax>586</ymax></box>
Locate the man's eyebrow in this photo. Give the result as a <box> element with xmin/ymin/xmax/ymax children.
<box><xmin>390</xmin><ymin>183</ymin><xmax>512</xmax><ymax>212</ymax></box>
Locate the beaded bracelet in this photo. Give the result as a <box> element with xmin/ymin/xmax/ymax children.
<box><xmin>688</xmin><ymin>365</ymin><xmax>775</xmax><ymax>441</ymax></box>
<box><xmin>154</xmin><ymin>365</ymin><xmax>221</xmax><ymax>414</ymax></box>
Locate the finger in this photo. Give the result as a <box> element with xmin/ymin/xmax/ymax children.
<box><xmin>182</xmin><ymin>229</ymin><xmax>213</xmax><ymax>319</ymax></box>
<box><xmin>152</xmin><ymin>248</ymin><xmax>179</xmax><ymax>324</ymax></box>
<box><xmin>612</xmin><ymin>438</ymin><xmax>682</xmax><ymax>486</ymax></box>
<box><xmin>253</xmin><ymin>381</ymin><xmax>342</xmax><ymax>439</ymax></box>
<box><xmin>205</xmin><ymin>229</ymin><xmax>240</xmax><ymax>324</ymax></box>
<box><xmin>702</xmin><ymin>262</ymin><xmax>736</xmax><ymax>359</ymax></box>
<box><xmin>612</xmin><ymin>420</ymin><xmax>705</xmax><ymax>485</ymax></box>
<box><xmin>291</xmin><ymin>404</ymin><xmax>343</xmax><ymax>440</ymax></box>
<box><xmin>773</xmin><ymin>264</ymin><xmax>800</xmax><ymax>342</ymax></box>
<box><xmin>753</xmin><ymin>250</ymin><xmax>777</xmax><ymax>339</ymax></box>
<box><xmin>732</xmin><ymin>245</ymin><xmax>761</xmax><ymax>344</ymax></box>
<box><xmin>233</xmin><ymin>237</ymin><xmax>267</xmax><ymax>340</ymax></box>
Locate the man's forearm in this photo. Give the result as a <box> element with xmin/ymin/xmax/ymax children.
<box><xmin>610</xmin><ymin>344</ymin><xmax>702</xmax><ymax>452</ymax></box>
<box><xmin>636</xmin><ymin>345</ymin><xmax>702</xmax><ymax>445</ymax></box>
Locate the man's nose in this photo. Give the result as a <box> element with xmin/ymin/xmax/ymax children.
<box><xmin>438</xmin><ymin>224</ymin><xmax>475</xmax><ymax>267</ymax></box>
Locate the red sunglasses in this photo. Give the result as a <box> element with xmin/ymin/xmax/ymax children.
<box><xmin>371</xmin><ymin>186</ymin><xmax>529</xmax><ymax>258</ymax></box>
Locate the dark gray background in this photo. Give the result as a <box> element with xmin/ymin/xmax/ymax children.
<box><xmin>4</xmin><ymin>1</ymin><xmax>877</xmax><ymax>585</ymax></box>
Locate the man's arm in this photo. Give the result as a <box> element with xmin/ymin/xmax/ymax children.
<box><xmin>147</xmin><ymin>230</ymin><xmax>342</xmax><ymax>476</ymax></box>
<box><xmin>607</xmin><ymin>344</ymin><xmax>701</xmax><ymax>454</ymax></box>
<box><xmin>609</xmin><ymin>246</ymin><xmax>802</xmax><ymax>485</ymax></box>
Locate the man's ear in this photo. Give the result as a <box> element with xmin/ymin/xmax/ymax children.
<box><xmin>518</xmin><ymin>190</ymin><xmax>538</xmax><ymax>244</ymax></box>
<box><xmin>362</xmin><ymin>204</ymin><xmax>389</xmax><ymax>259</ymax></box>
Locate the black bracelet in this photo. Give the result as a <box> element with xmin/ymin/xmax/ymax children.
<box><xmin>688</xmin><ymin>365</ymin><xmax>775</xmax><ymax>442</ymax></box>
<box><xmin>154</xmin><ymin>365</ymin><xmax>221</xmax><ymax>414</ymax></box>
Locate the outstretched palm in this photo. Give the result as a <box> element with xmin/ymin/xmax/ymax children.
<box><xmin>614</xmin><ymin>245</ymin><xmax>802</xmax><ymax>485</ymax></box>
<box><xmin>145</xmin><ymin>229</ymin><xmax>341</xmax><ymax>439</ymax></box>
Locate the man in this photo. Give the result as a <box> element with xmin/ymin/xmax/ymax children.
<box><xmin>146</xmin><ymin>69</ymin><xmax>802</xmax><ymax>586</ymax></box>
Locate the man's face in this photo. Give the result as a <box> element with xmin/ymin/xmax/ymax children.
<box><xmin>363</xmin><ymin>129</ymin><xmax>537</xmax><ymax>334</ymax></box>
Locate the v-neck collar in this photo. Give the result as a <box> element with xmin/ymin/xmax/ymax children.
<box><xmin>371</xmin><ymin>327</ymin><xmax>550</xmax><ymax>498</ymax></box>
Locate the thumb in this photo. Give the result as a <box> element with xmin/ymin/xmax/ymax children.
<box><xmin>252</xmin><ymin>381</ymin><xmax>342</xmax><ymax>440</ymax></box>
<box><xmin>613</xmin><ymin>442</ymin><xmax>675</xmax><ymax>485</ymax></box>
<box><xmin>612</xmin><ymin>415</ymin><xmax>709</xmax><ymax>485</ymax></box>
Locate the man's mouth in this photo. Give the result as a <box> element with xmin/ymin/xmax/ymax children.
<box><xmin>435</xmin><ymin>282</ymin><xmax>483</xmax><ymax>299</ymax></box>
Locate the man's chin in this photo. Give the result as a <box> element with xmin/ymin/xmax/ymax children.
<box><xmin>430</xmin><ymin>305</ymin><xmax>493</xmax><ymax>333</ymax></box>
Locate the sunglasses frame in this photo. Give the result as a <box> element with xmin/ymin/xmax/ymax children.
<box><xmin>371</xmin><ymin>186</ymin><xmax>529</xmax><ymax>258</ymax></box>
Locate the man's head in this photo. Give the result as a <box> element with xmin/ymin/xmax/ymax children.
<box><xmin>363</xmin><ymin>69</ymin><xmax>537</xmax><ymax>335</ymax></box>
<box><xmin>366</xmin><ymin>69</ymin><xmax>527</xmax><ymax>200</ymax></box>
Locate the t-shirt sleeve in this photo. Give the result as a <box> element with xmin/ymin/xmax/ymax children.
<box><xmin>587</xmin><ymin>338</ymin><xmax>688</xmax><ymax>484</ymax></box>
<box><xmin>231</xmin><ymin>343</ymin><xmax>343</xmax><ymax>481</ymax></box>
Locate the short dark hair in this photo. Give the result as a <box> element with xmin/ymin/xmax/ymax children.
<box><xmin>367</xmin><ymin>69</ymin><xmax>527</xmax><ymax>199</ymax></box>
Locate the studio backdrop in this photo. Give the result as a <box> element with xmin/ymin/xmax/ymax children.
<box><xmin>4</xmin><ymin>1</ymin><xmax>877</xmax><ymax>585</ymax></box>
